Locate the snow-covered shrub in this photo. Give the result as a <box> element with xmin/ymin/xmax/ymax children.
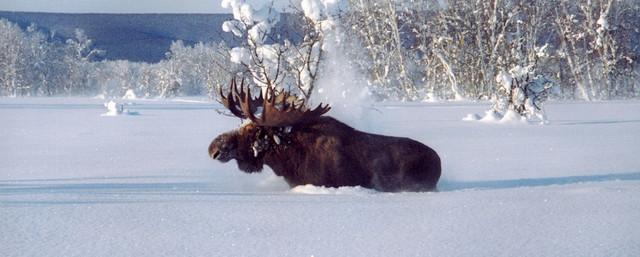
<box><xmin>101</xmin><ymin>100</ymin><xmax>139</xmax><ymax>116</ymax></box>
<box><xmin>491</xmin><ymin>64</ymin><xmax>557</xmax><ymax>123</ymax></box>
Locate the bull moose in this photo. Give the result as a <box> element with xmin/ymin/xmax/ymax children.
<box><xmin>208</xmin><ymin>79</ymin><xmax>441</xmax><ymax>192</ymax></box>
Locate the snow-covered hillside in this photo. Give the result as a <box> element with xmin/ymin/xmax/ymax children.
<box><xmin>1</xmin><ymin>98</ymin><xmax>639</xmax><ymax>257</ymax></box>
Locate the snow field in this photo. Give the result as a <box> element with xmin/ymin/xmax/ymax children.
<box><xmin>1</xmin><ymin>98</ymin><xmax>639</xmax><ymax>257</ymax></box>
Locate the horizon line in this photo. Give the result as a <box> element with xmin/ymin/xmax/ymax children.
<box><xmin>0</xmin><ymin>9</ymin><xmax>231</xmax><ymax>15</ymax></box>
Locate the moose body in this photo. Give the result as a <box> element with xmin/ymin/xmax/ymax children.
<box><xmin>208</xmin><ymin>79</ymin><xmax>441</xmax><ymax>192</ymax></box>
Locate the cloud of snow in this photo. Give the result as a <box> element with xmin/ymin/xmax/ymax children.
<box><xmin>307</xmin><ymin>1</ymin><xmax>374</xmax><ymax>131</ymax></box>
<box><xmin>290</xmin><ymin>184</ymin><xmax>377</xmax><ymax>195</ymax></box>
<box><xmin>312</xmin><ymin>45</ymin><xmax>374</xmax><ymax>130</ymax></box>
<box><xmin>242</xmin><ymin>171</ymin><xmax>290</xmax><ymax>192</ymax></box>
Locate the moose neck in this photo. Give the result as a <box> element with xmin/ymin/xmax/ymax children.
<box><xmin>259</xmin><ymin>128</ymin><xmax>310</xmax><ymax>187</ymax></box>
<box><xmin>261</xmin><ymin>149</ymin><xmax>299</xmax><ymax>187</ymax></box>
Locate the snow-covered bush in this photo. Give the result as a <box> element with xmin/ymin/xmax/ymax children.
<box><xmin>101</xmin><ymin>100</ymin><xmax>139</xmax><ymax>116</ymax></box>
<box><xmin>489</xmin><ymin>63</ymin><xmax>557</xmax><ymax>124</ymax></box>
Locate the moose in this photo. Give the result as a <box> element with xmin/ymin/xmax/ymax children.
<box><xmin>208</xmin><ymin>79</ymin><xmax>441</xmax><ymax>192</ymax></box>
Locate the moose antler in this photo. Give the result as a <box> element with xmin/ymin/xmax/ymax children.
<box><xmin>219</xmin><ymin>78</ymin><xmax>330</xmax><ymax>127</ymax></box>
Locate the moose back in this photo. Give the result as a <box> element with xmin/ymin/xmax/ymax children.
<box><xmin>209</xmin><ymin>79</ymin><xmax>441</xmax><ymax>192</ymax></box>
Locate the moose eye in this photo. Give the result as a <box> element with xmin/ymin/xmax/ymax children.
<box><xmin>221</xmin><ymin>140</ymin><xmax>236</xmax><ymax>151</ymax></box>
<box><xmin>221</xmin><ymin>143</ymin><xmax>231</xmax><ymax>151</ymax></box>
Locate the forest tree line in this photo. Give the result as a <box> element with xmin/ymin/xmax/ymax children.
<box><xmin>1</xmin><ymin>0</ymin><xmax>638</xmax><ymax>101</ymax></box>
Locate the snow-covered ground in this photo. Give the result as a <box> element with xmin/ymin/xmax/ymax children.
<box><xmin>1</xmin><ymin>98</ymin><xmax>639</xmax><ymax>257</ymax></box>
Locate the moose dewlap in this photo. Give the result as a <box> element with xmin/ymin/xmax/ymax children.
<box><xmin>209</xmin><ymin>79</ymin><xmax>441</xmax><ymax>192</ymax></box>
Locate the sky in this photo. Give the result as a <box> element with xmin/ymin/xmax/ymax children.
<box><xmin>0</xmin><ymin>0</ymin><xmax>230</xmax><ymax>13</ymax></box>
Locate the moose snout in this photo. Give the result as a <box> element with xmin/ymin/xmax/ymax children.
<box><xmin>210</xmin><ymin>149</ymin><xmax>221</xmax><ymax>160</ymax></box>
<box><xmin>208</xmin><ymin>139</ymin><xmax>234</xmax><ymax>162</ymax></box>
<box><xmin>208</xmin><ymin>142</ymin><xmax>223</xmax><ymax>160</ymax></box>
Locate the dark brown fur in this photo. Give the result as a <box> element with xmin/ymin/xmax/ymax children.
<box><xmin>209</xmin><ymin>116</ymin><xmax>441</xmax><ymax>192</ymax></box>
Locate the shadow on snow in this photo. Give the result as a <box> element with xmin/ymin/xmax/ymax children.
<box><xmin>439</xmin><ymin>172</ymin><xmax>640</xmax><ymax>192</ymax></box>
<box><xmin>1</xmin><ymin>172</ymin><xmax>639</xmax><ymax>205</ymax></box>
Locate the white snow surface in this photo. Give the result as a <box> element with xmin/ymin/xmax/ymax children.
<box><xmin>1</xmin><ymin>98</ymin><xmax>640</xmax><ymax>257</ymax></box>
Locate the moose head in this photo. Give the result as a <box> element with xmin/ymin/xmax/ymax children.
<box><xmin>208</xmin><ymin>78</ymin><xmax>329</xmax><ymax>172</ymax></box>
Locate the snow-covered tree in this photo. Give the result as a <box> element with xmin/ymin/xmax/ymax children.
<box><xmin>341</xmin><ymin>0</ymin><xmax>419</xmax><ymax>100</ymax></box>
<box><xmin>164</xmin><ymin>41</ymin><xmax>234</xmax><ymax>97</ymax></box>
<box><xmin>221</xmin><ymin>0</ymin><xmax>331</xmax><ymax>99</ymax></box>
<box><xmin>492</xmin><ymin>64</ymin><xmax>557</xmax><ymax>123</ymax></box>
<box><xmin>222</xmin><ymin>1</ymin><xmax>287</xmax><ymax>90</ymax></box>
<box><xmin>202</xmin><ymin>41</ymin><xmax>235</xmax><ymax>98</ymax></box>
<box><xmin>61</xmin><ymin>29</ymin><xmax>104</xmax><ymax>95</ymax></box>
<box><xmin>1</xmin><ymin>3</ymin><xmax>638</xmax><ymax>101</ymax></box>
<box><xmin>555</xmin><ymin>0</ymin><xmax>638</xmax><ymax>100</ymax></box>
<box><xmin>0</xmin><ymin>19</ymin><xmax>27</xmax><ymax>96</ymax></box>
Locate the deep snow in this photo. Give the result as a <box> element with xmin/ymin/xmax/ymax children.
<box><xmin>1</xmin><ymin>98</ymin><xmax>639</xmax><ymax>257</ymax></box>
